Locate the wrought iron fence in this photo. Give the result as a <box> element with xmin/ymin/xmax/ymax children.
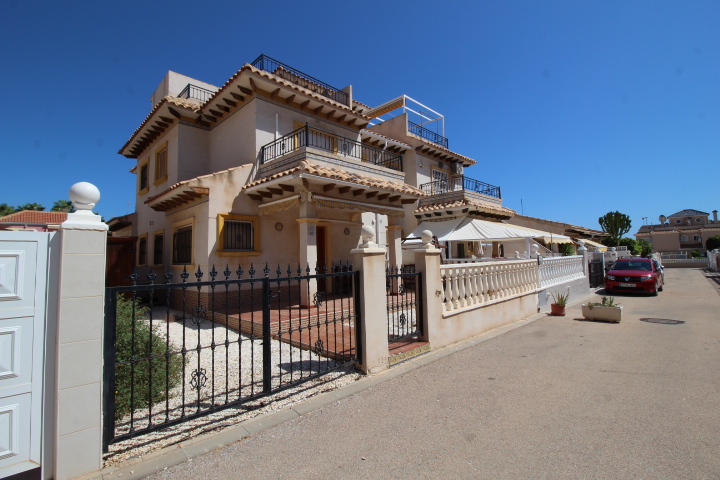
<box><xmin>386</xmin><ymin>265</ymin><xmax>423</xmax><ymax>340</ymax></box>
<box><xmin>251</xmin><ymin>54</ymin><xmax>349</xmax><ymax>105</ymax></box>
<box><xmin>419</xmin><ymin>175</ymin><xmax>501</xmax><ymax>199</ymax></box>
<box><xmin>408</xmin><ymin>121</ymin><xmax>448</xmax><ymax>148</ymax></box>
<box><xmin>103</xmin><ymin>263</ymin><xmax>359</xmax><ymax>450</ymax></box>
<box><xmin>261</xmin><ymin>124</ymin><xmax>403</xmax><ymax>171</ymax></box>
<box><xmin>589</xmin><ymin>260</ymin><xmax>604</xmax><ymax>288</ymax></box>
<box><xmin>177</xmin><ymin>84</ymin><xmax>216</xmax><ymax>103</ymax></box>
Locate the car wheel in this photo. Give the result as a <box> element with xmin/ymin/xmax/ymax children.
<box><xmin>652</xmin><ymin>283</ymin><xmax>659</xmax><ymax>296</ymax></box>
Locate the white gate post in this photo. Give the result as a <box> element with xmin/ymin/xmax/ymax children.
<box><xmin>352</xmin><ymin>226</ymin><xmax>389</xmax><ymax>374</ymax></box>
<box><xmin>52</xmin><ymin>183</ymin><xmax>108</xmax><ymax>480</ymax></box>
<box><xmin>413</xmin><ymin>230</ymin><xmax>442</xmax><ymax>345</ymax></box>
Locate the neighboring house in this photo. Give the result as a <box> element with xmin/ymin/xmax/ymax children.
<box><xmin>118</xmin><ymin>54</ymin><xmax>516</xmax><ymax>294</ymax></box>
<box><xmin>635</xmin><ymin>209</ymin><xmax>720</xmax><ymax>255</ymax></box>
<box><xmin>107</xmin><ymin>212</ymin><xmax>137</xmax><ymax>237</ymax></box>
<box><xmin>506</xmin><ymin>214</ymin><xmax>608</xmax><ymax>254</ymax></box>
<box><xmin>0</xmin><ymin>210</ymin><xmax>68</xmax><ymax>231</ymax></box>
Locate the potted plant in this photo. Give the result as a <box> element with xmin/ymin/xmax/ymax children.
<box><xmin>581</xmin><ymin>296</ymin><xmax>622</xmax><ymax>323</ymax></box>
<box><xmin>549</xmin><ymin>290</ymin><xmax>570</xmax><ymax>316</ymax></box>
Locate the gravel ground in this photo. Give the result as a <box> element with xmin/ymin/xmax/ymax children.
<box><xmin>104</xmin><ymin>307</ymin><xmax>361</xmax><ymax>467</ymax></box>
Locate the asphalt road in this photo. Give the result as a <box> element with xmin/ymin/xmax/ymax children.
<box><xmin>148</xmin><ymin>268</ymin><xmax>720</xmax><ymax>480</ymax></box>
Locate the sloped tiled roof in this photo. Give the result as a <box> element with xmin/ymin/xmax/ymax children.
<box><xmin>0</xmin><ymin>210</ymin><xmax>68</xmax><ymax>224</ymax></box>
<box><xmin>668</xmin><ymin>209</ymin><xmax>710</xmax><ymax>217</ymax></box>
<box><xmin>415</xmin><ymin>199</ymin><xmax>515</xmax><ymax>217</ymax></box>
<box><xmin>243</xmin><ymin>161</ymin><xmax>424</xmax><ymax>197</ymax></box>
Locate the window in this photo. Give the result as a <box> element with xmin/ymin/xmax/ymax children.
<box><xmin>173</xmin><ymin>226</ymin><xmax>192</xmax><ymax>264</ymax></box>
<box><xmin>217</xmin><ymin>214</ymin><xmax>261</xmax><ymax>256</ymax></box>
<box><xmin>153</xmin><ymin>233</ymin><xmax>164</xmax><ymax>265</ymax></box>
<box><xmin>694</xmin><ymin>235</ymin><xmax>702</xmax><ymax>242</ymax></box>
<box><xmin>675</xmin><ymin>219</ymin><xmax>682</xmax><ymax>225</ymax></box>
<box><xmin>154</xmin><ymin>145</ymin><xmax>168</xmax><ymax>185</ymax></box>
<box><xmin>680</xmin><ymin>234</ymin><xmax>688</xmax><ymax>242</ymax></box>
<box><xmin>696</xmin><ymin>218</ymin><xmax>702</xmax><ymax>223</ymax></box>
<box><xmin>431</xmin><ymin>168</ymin><xmax>449</xmax><ymax>194</ymax></box>
<box><xmin>224</xmin><ymin>221</ymin><xmax>254</xmax><ymax>251</ymax></box>
<box><xmin>139</xmin><ymin>163</ymin><xmax>149</xmax><ymax>192</ymax></box>
<box><xmin>138</xmin><ymin>236</ymin><xmax>147</xmax><ymax>266</ymax></box>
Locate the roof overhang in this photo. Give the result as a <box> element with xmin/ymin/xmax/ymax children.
<box><xmin>145</xmin><ymin>185</ymin><xmax>209</xmax><ymax>212</ymax></box>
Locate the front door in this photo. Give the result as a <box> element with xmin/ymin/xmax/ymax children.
<box><xmin>0</xmin><ymin>232</ymin><xmax>50</xmax><ymax>479</ymax></box>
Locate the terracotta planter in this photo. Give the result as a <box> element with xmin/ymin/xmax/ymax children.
<box><xmin>550</xmin><ymin>303</ymin><xmax>566</xmax><ymax>316</ymax></box>
<box><xmin>581</xmin><ymin>304</ymin><xmax>622</xmax><ymax>323</ymax></box>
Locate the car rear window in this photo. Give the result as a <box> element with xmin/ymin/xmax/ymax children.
<box><xmin>612</xmin><ymin>261</ymin><xmax>652</xmax><ymax>271</ymax></box>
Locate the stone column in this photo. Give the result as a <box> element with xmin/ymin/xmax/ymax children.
<box><xmin>53</xmin><ymin>183</ymin><xmax>108</xmax><ymax>480</ymax></box>
<box><xmin>386</xmin><ymin>222</ymin><xmax>403</xmax><ymax>271</ymax></box>
<box><xmin>577</xmin><ymin>240</ymin><xmax>588</xmax><ymax>275</ymax></box>
<box><xmin>413</xmin><ymin>230</ymin><xmax>442</xmax><ymax>345</ymax></box>
<box><xmin>298</xmin><ymin>193</ymin><xmax>318</xmax><ymax>307</ymax></box>
<box><xmin>352</xmin><ymin>226</ymin><xmax>389</xmax><ymax>374</ymax></box>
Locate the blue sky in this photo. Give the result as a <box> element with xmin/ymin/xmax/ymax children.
<box><xmin>2</xmin><ymin>1</ymin><xmax>718</xmax><ymax>233</ymax></box>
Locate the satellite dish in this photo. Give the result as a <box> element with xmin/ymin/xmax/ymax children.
<box><xmin>659</xmin><ymin>215</ymin><xmax>667</xmax><ymax>224</ymax></box>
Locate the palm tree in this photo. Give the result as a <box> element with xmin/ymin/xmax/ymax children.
<box><xmin>0</xmin><ymin>203</ymin><xmax>16</xmax><ymax>217</ymax></box>
<box><xmin>51</xmin><ymin>199</ymin><xmax>76</xmax><ymax>213</ymax></box>
<box><xmin>16</xmin><ymin>203</ymin><xmax>45</xmax><ymax>211</ymax></box>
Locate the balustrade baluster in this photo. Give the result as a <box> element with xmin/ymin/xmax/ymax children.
<box><xmin>458</xmin><ymin>267</ymin><xmax>467</xmax><ymax>308</ymax></box>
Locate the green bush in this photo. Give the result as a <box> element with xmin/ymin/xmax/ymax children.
<box><xmin>706</xmin><ymin>235</ymin><xmax>720</xmax><ymax>252</ymax></box>
<box><xmin>113</xmin><ymin>296</ymin><xmax>184</xmax><ymax>420</ymax></box>
<box><xmin>559</xmin><ymin>243</ymin><xmax>575</xmax><ymax>256</ymax></box>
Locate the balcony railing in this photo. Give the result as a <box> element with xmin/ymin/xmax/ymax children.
<box><xmin>408</xmin><ymin>121</ymin><xmax>448</xmax><ymax>148</ymax></box>
<box><xmin>419</xmin><ymin>175</ymin><xmax>501</xmax><ymax>199</ymax></box>
<box><xmin>177</xmin><ymin>84</ymin><xmax>215</xmax><ymax>103</ymax></box>
<box><xmin>261</xmin><ymin>124</ymin><xmax>403</xmax><ymax>172</ymax></box>
<box><xmin>251</xmin><ymin>54</ymin><xmax>349</xmax><ymax>106</ymax></box>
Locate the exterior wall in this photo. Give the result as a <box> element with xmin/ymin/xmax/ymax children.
<box><xmin>151</xmin><ymin>71</ymin><xmax>218</xmax><ymax>108</ymax></box>
<box><xmin>432</xmin><ymin>293</ymin><xmax>538</xmax><ymax>349</ymax></box>
<box><xmin>177</xmin><ymin>123</ymin><xmax>211</xmax><ymax>182</ymax></box>
<box><xmin>209</xmin><ymin>97</ymin><xmax>258</xmax><ymax>173</ymax></box>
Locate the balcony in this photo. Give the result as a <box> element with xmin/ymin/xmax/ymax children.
<box><xmin>251</xmin><ymin>54</ymin><xmax>349</xmax><ymax>106</ymax></box>
<box><xmin>177</xmin><ymin>84</ymin><xmax>216</xmax><ymax>103</ymax></box>
<box><xmin>260</xmin><ymin>124</ymin><xmax>403</xmax><ymax>172</ymax></box>
<box><xmin>419</xmin><ymin>176</ymin><xmax>501</xmax><ymax>199</ymax></box>
<box><xmin>408</xmin><ymin>121</ymin><xmax>448</xmax><ymax>148</ymax></box>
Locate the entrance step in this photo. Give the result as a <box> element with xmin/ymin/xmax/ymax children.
<box><xmin>388</xmin><ymin>340</ymin><xmax>430</xmax><ymax>366</ymax></box>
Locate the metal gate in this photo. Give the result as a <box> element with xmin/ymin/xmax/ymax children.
<box><xmin>103</xmin><ymin>263</ymin><xmax>359</xmax><ymax>450</ymax></box>
<box><xmin>589</xmin><ymin>260</ymin><xmax>604</xmax><ymax>288</ymax></box>
<box><xmin>386</xmin><ymin>265</ymin><xmax>423</xmax><ymax>340</ymax></box>
<box><xmin>0</xmin><ymin>232</ymin><xmax>50</xmax><ymax>479</ymax></box>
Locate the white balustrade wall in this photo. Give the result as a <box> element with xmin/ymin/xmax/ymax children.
<box><xmin>539</xmin><ymin>255</ymin><xmax>585</xmax><ymax>288</ymax></box>
<box><xmin>709</xmin><ymin>250</ymin><xmax>719</xmax><ymax>272</ymax></box>
<box><xmin>440</xmin><ymin>260</ymin><xmax>538</xmax><ymax>312</ymax></box>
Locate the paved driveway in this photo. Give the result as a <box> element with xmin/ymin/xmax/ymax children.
<box><xmin>148</xmin><ymin>268</ymin><xmax>720</xmax><ymax>480</ymax></box>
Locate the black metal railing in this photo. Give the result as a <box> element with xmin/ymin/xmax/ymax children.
<box><xmin>103</xmin><ymin>262</ymin><xmax>359</xmax><ymax>450</ymax></box>
<box><xmin>261</xmin><ymin>124</ymin><xmax>403</xmax><ymax>172</ymax></box>
<box><xmin>251</xmin><ymin>54</ymin><xmax>349</xmax><ymax>106</ymax></box>
<box><xmin>408</xmin><ymin>121</ymin><xmax>448</xmax><ymax>148</ymax></box>
<box><xmin>386</xmin><ymin>265</ymin><xmax>422</xmax><ymax>341</ymax></box>
<box><xmin>419</xmin><ymin>175</ymin><xmax>501</xmax><ymax>199</ymax></box>
<box><xmin>177</xmin><ymin>84</ymin><xmax>216</xmax><ymax>103</ymax></box>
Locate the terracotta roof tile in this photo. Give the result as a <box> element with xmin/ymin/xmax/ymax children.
<box><xmin>203</xmin><ymin>65</ymin><xmax>370</xmax><ymax>120</ymax></box>
<box><xmin>0</xmin><ymin>210</ymin><xmax>68</xmax><ymax>224</ymax></box>
<box><xmin>415</xmin><ymin>199</ymin><xmax>515</xmax><ymax>217</ymax></box>
<box><xmin>243</xmin><ymin>161</ymin><xmax>424</xmax><ymax>197</ymax></box>
<box><xmin>120</xmin><ymin>96</ymin><xmax>201</xmax><ymax>156</ymax></box>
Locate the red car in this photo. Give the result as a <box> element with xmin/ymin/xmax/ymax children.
<box><xmin>605</xmin><ymin>258</ymin><xmax>664</xmax><ymax>296</ymax></box>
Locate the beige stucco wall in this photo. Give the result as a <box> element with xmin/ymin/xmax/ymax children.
<box><xmin>431</xmin><ymin>293</ymin><xmax>538</xmax><ymax>349</ymax></box>
<box><xmin>209</xmin><ymin>98</ymin><xmax>258</xmax><ymax>173</ymax></box>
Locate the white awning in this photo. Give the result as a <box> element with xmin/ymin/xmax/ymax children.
<box><xmin>407</xmin><ymin>218</ymin><xmax>573</xmax><ymax>242</ymax></box>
